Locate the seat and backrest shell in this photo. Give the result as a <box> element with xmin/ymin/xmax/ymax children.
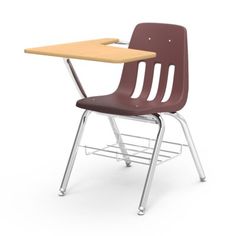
<box><xmin>77</xmin><ymin>23</ymin><xmax>188</xmax><ymax>116</ymax></box>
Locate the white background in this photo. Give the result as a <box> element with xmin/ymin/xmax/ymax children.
<box><xmin>0</xmin><ymin>0</ymin><xmax>236</xmax><ymax>235</ymax></box>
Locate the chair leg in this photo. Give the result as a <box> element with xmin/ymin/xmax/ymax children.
<box><xmin>108</xmin><ymin>117</ymin><xmax>131</xmax><ymax>167</ymax></box>
<box><xmin>58</xmin><ymin>110</ymin><xmax>90</xmax><ymax>196</ymax></box>
<box><xmin>138</xmin><ymin>114</ymin><xmax>165</xmax><ymax>215</ymax></box>
<box><xmin>169</xmin><ymin>112</ymin><xmax>206</xmax><ymax>182</ymax></box>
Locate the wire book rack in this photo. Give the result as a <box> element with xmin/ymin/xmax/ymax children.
<box><xmin>80</xmin><ymin>133</ymin><xmax>188</xmax><ymax>166</ymax></box>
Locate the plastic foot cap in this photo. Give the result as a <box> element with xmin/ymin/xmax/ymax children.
<box><xmin>200</xmin><ymin>177</ymin><xmax>206</xmax><ymax>182</ymax></box>
<box><xmin>58</xmin><ymin>190</ymin><xmax>66</xmax><ymax>196</ymax></box>
<box><xmin>137</xmin><ymin>207</ymin><xmax>145</xmax><ymax>216</ymax></box>
<box><xmin>126</xmin><ymin>162</ymin><xmax>132</xmax><ymax>167</ymax></box>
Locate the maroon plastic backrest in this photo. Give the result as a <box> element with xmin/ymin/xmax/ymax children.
<box><xmin>116</xmin><ymin>23</ymin><xmax>188</xmax><ymax>111</ymax></box>
<box><xmin>77</xmin><ymin>23</ymin><xmax>189</xmax><ymax>115</ymax></box>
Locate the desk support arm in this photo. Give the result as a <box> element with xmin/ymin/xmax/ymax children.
<box><xmin>63</xmin><ymin>58</ymin><xmax>87</xmax><ymax>98</ymax></box>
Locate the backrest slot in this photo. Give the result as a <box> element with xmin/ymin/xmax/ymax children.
<box><xmin>161</xmin><ymin>65</ymin><xmax>175</xmax><ymax>102</ymax></box>
<box><xmin>147</xmin><ymin>63</ymin><xmax>161</xmax><ymax>101</ymax></box>
<box><xmin>131</xmin><ymin>62</ymin><xmax>146</xmax><ymax>98</ymax></box>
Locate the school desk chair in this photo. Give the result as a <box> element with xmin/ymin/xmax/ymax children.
<box><xmin>25</xmin><ymin>23</ymin><xmax>206</xmax><ymax>215</ymax></box>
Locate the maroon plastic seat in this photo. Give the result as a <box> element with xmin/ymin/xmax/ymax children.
<box><xmin>77</xmin><ymin>23</ymin><xmax>188</xmax><ymax>115</ymax></box>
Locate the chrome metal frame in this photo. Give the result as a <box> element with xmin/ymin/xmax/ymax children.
<box><xmin>59</xmin><ymin>110</ymin><xmax>90</xmax><ymax>196</ymax></box>
<box><xmin>108</xmin><ymin>117</ymin><xmax>131</xmax><ymax>167</ymax></box>
<box><xmin>164</xmin><ymin>112</ymin><xmax>206</xmax><ymax>181</ymax></box>
<box><xmin>138</xmin><ymin>114</ymin><xmax>165</xmax><ymax>215</ymax></box>
<box><xmin>59</xmin><ymin>57</ymin><xmax>206</xmax><ymax>215</ymax></box>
